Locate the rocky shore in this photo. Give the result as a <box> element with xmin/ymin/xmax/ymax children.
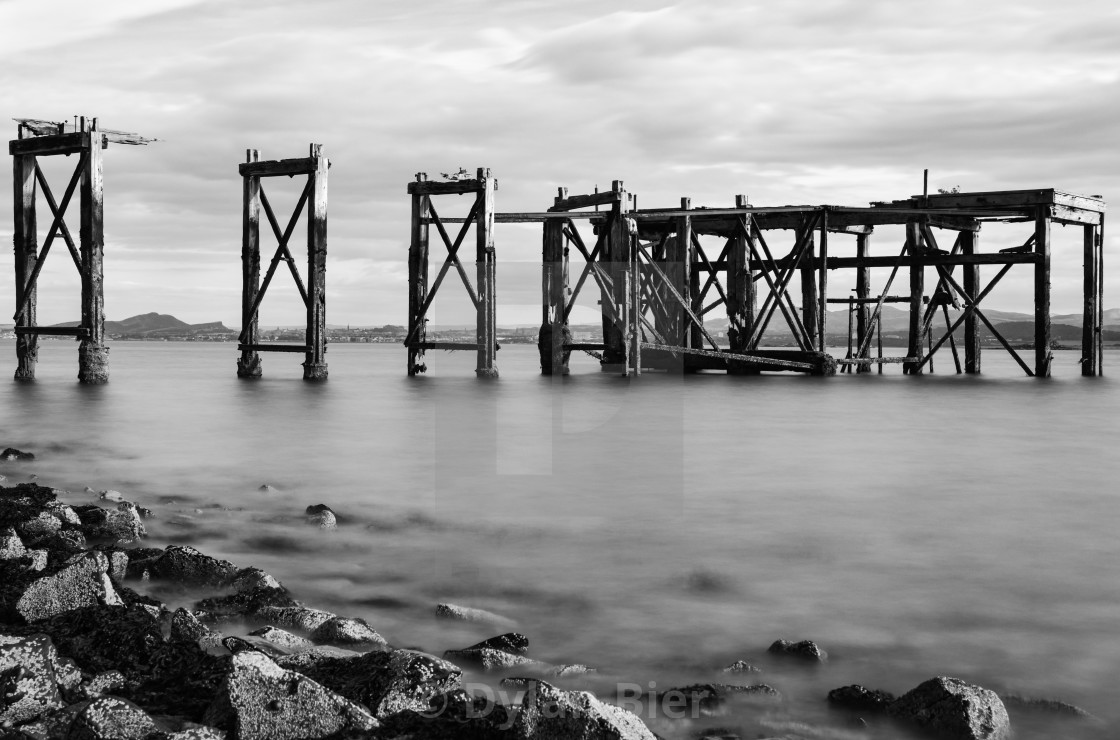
<box><xmin>0</xmin><ymin>448</ymin><xmax>1100</xmax><ymax>740</ymax></box>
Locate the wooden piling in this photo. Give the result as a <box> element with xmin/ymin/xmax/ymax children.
<box><xmin>237</xmin><ymin>149</ymin><xmax>263</xmax><ymax>378</ymax></box>
<box><xmin>904</xmin><ymin>220</ymin><xmax>923</xmax><ymax>375</ymax></box>
<box><xmin>303</xmin><ymin>144</ymin><xmax>329</xmax><ymax>381</ymax></box>
<box><xmin>727</xmin><ymin>194</ymin><xmax>756</xmax><ymax>374</ymax></box>
<box><xmin>12</xmin><ymin>152</ymin><xmax>37</xmax><ymax>380</ymax></box>
<box><xmin>78</xmin><ymin>125</ymin><xmax>108</xmax><ymax>385</ymax></box>
<box><xmin>961</xmin><ymin>229</ymin><xmax>981</xmax><ymax>374</ymax></box>
<box><xmin>601</xmin><ymin>180</ymin><xmax>629</xmax><ymax>366</ymax></box>
<box><xmin>855</xmin><ymin>231</ymin><xmax>870</xmax><ymax>373</ymax></box>
<box><xmin>540</xmin><ymin>187</ymin><xmax>568</xmax><ymax>375</ymax></box>
<box><xmin>1082</xmin><ymin>222</ymin><xmax>1102</xmax><ymax>376</ymax></box>
<box><xmin>1034</xmin><ymin>206</ymin><xmax>1051</xmax><ymax>378</ymax></box>
<box><xmin>817</xmin><ymin>209</ymin><xmax>829</xmax><ymax>352</ymax></box>
<box><xmin>800</xmin><ymin>227</ymin><xmax>818</xmax><ymax>344</ymax></box>
<box><xmin>475</xmin><ymin>167</ymin><xmax>498</xmax><ymax>378</ymax></box>
<box><xmin>407</xmin><ymin>173</ymin><xmax>430</xmax><ymax>376</ymax></box>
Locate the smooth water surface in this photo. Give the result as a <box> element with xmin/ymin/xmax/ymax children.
<box><xmin>1</xmin><ymin>339</ymin><xmax>1117</xmax><ymax>738</ymax></box>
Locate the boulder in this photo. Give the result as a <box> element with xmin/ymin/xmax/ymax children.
<box><xmin>130</xmin><ymin>639</ymin><xmax>232</xmax><ymax>722</ymax></box>
<box><xmin>68</xmin><ymin>696</ymin><xmax>160</xmax><ymax>740</ymax></box>
<box><xmin>253</xmin><ymin>605</ymin><xmax>335</xmax><ymax>632</ymax></box>
<box><xmin>275</xmin><ymin>645</ymin><xmax>361</xmax><ymax>672</ymax></box>
<box><xmin>73</xmin><ymin>503</ymin><xmax>146</xmax><ymax>543</ymax></box>
<box><xmin>377</xmin><ymin>688</ymin><xmax>515</xmax><ymax>739</ymax></box>
<box><xmin>1000</xmin><ymin>693</ymin><xmax>1096</xmax><ymax>721</ymax></box>
<box><xmin>435</xmin><ymin>603</ymin><xmax>517</xmax><ymax>630</ymax></box>
<box><xmin>722</xmin><ymin>660</ymin><xmax>761</xmax><ymax>674</ymax></box>
<box><xmin>31</xmin><ymin>604</ymin><xmax>166</xmax><ymax>679</ymax></box>
<box><xmin>463</xmin><ymin>632</ymin><xmax>529</xmax><ymax>655</ymax></box>
<box><xmin>171</xmin><ymin>607</ymin><xmax>225</xmax><ymax>650</ymax></box>
<box><xmin>78</xmin><ymin>670</ymin><xmax>128</xmax><ymax>700</ymax></box>
<box><xmin>230</xmin><ymin>567</ymin><xmax>282</xmax><ymax>592</ymax></box>
<box><xmin>13</xmin><ymin>701</ymin><xmax>90</xmax><ymax>740</ymax></box>
<box><xmin>287</xmin><ymin>648</ymin><xmax>461</xmax><ymax>718</ymax></box>
<box><xmin>305</xmin><ymin>504</ymin><xmax>337</xmax><ymax>529</ymax></box>
<box><xmin>828</xmin><ymin>684</ymin><xmax>895</xmax><ymax>712</ymax></box>
<box><xmin>0</xmin><ymin>526</ymin><xmax>27</xmax><ymax>559</ymax></box>
<box><xmin>0</xmin><ymin>448</ymin><xmax>35</xmax><ymax>461</ymax></box>
<box><xmin>308</xmin><ymin>616</ymin><xmax>387</xmax><ymax>650</ymax></box>
<box><xmin>550</xmin><ymin>664</ymin><xmax>596</xmax><ymax>677</ymax></box>
<box><xmin>202</xmin><ymin>651</ymin><xmax>377</xmax><ymax>740</ymax></box>
<box><xmin>222</xmin><ymin>635</ymin><xmax>290</xmax><ymax>657</ymax></box>
<box><xmin>196</xmin><ymin>587</ymin><xmax>299</xmax><ymax>617</ymax></box>
<box><xmin>98</xmin><ymin>490</ymin><xmax>125</xmax><ymax>503</ymax></box>
<box><xmin>149</xmin><ymin>546</ymin><xmax>239</xmax><ymax>589</ymax></box>
<box><xmin>444</xmin><ymin>647</ymin><xmax>546</xmax><ymax>672</ymax></box>
<box><xmin>767</xmin><ymin>639</ymin><xmax>827</xmax><ymax>662</ymax></box>
<box><xmin>657</xmin><ymin>683</ymin><xmax>780</xmax><ymax>718</ymax></box>
<box><xmin>17</xmin><ymin>510</ymin><xmax>61</xmax><ymax>538</ymax></box>
<box><xmin>16</xmin><ymin>551</ymin><xmax>123</xmax><ymax>622</ymax></box>
<box><xmin>511</xmin><ymin>679</ymin><xmax>656</xmax><ymax>740</ymax></box>
<box><xmin>247</xmin><ymin>626</ymin><xmax>313</xmax><ymax>651</ymax></box>
<box><xmin>0</xmin><ymin>634</ymin><xmax>65</xmax><ymax>725</ymax></box>
<box><xmin>887</xmin><ymin>676</ymin><xmax>1011</xmax><ymax>740</ymax></box>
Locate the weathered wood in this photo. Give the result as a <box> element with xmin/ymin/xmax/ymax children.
<box><xmin>241</xmin><ymin>183</ymin><xmax>312</xmax><ymax>339</ymax></box>
<box><xmin>407</xmin><ymin>178</ymin><xmax>486</xmax><ymax>196</ymax></box>
<box><xmin>904</xmin><ymin>222</ymin><xmax>924</xmax><ymax>375</ymax></box>
<box><xmin>13</xmin><ymin>326</ymin><xmax>89</xmax><ymax>337</ymax></box>
<box><xmin>540</xmin><ymin>190</ymin><xmax>568</xmax><ymax>376</ymax></box>
<box><xmin>304</xmin><ymin>144</ymin><xmax>329</xmax><ymax>380</ymax></box>
<box><xmin>941</xmin><ymin>301</ymin><xmax>962</xmax><ymax>374</ymax></box>
<box><xmin>601</xmin><ymin>181</ymin><xmax>629</xmax><ymax>365</ymax></box>
<box><xmin>238</xmin><ymin>343</ymin><xmax>310</xmax><ymax>353</ymax></box>
<box><xmin>407</xmin><ymin>342</ymin><xmax>478</xmax><ymax>351</ymax></box>
<box><xmin>237</xmin><ymin>149</ymin><xmax>263</xmax><ymax>378</ymax></box>
<box><xmin>1050</xmin><ymin>204</ymin><xmax>1102</xmax><ymax>226</ymax></box>
<box><xmin>817</xmin><ymin>210</ymin><xmax>828</xmax><ymax>351</ymax></box>
<box><xmin>13</xmin><ymin>153</ymin><xmax>38</xmax><ymax>379</ymax></box>
<box><xmin>880</xmin><ymin>189</ymin><xmax>1105</xmax><ymax>213</ymax></box>
<box><xmin>1082</xmin><ymin>223</ymin><xmax>1101</xmax><ymax>376</ymax></box>
<box><xmin>748</xmin><ymin>217</ymin><xmax>818</xmax><ymax>350</ymax></box>
<box><xmin>854</xmin><ymin>231</ymin><xmax>870</xmax><ymax>374</ymax></box>
<box><xmin>409</xmin><ymin>178</ymin><xmax>430</xmax><ymax>376</ymax></box>
<box><xmin>638</xmin><ymin>343</ymin><xmax>813</xmax><ymax>371</ymax></box>
<box><xmin>961</xmin><ymin>230</ymin><xmax>981</xmax><ymax>374</ymax></box>
<box><xmin>237</xmin><ymin>157</ymin><xmax>317</xmax><ymax>178</ymax></box>
<box><xmin>475</xmin><ymin>167</ymin><xmax>498</xmax><ymax>378</ymax></box>
<box><xmin>838</xmin><ymin>356</ymin><xmax>919</xmax><ymax>365</ymax></box>
<box><xmin>9</xmin><ymin>132</ymin><xmax>87</xmax><ymax>157</ymax></box>
<box><xmin>1034</xmin><ymin>207</ymin><xmax>1051</xmax><ymax>378</ymax></box>
<box><xmin>800</xmin><ymin>227</ymin><xmax>818</xmax><ymax>345</ymax></box>
<box><xmin>726</xmin><ymin>195</ymin><xmax>754</xmax><ymax>370</ymax></box>
<box><xmin>550</xmin><ymin>190</ymin><xmax>623</xmax><ymax>212</ymax></box>
<box><xmin>78</xmin><ymin>126</ymin><xmax>107</xmax><ymax>384</ymax></box>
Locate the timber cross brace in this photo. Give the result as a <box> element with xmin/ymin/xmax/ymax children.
<box><xmin>405</xmin><ymin>168</ymin><xmax>498</xmax><ymax>378</ymax></box>
<box><xmin>9</xmin><ymin>116</ymin><xmax>154</xmax><ymax>383</ymax></box>
<box><xmin>236</xmin><ymin>144</ymin><xmax>329</xmax><ymax>381</ymax></box>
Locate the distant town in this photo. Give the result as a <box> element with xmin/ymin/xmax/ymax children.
<box><xmin>2</xmin><ymin>308</ymin><xmax>1120</xmax><ymax>350</ymax></box>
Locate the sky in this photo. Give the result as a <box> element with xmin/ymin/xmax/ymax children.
<box><xmin>0</xmin><ymin>0</ymin><xmax>1116</xmax><ymax>328</ymax></box>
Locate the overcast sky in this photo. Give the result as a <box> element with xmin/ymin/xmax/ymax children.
<box><xmin>0</xmin><ymin>0</ymin><xmax>1115</xmax><ymax>328</ymax></box>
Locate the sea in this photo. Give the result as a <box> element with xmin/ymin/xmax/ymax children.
<box><xmin>1</xmin><ymin>338</ymin><xmax>1117</xmax><ymax>739</ymax></box>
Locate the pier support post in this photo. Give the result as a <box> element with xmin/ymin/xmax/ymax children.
<box><xmin>904</xmin><ymin>220</ymin><xmax>924</xmax><ymax>375</ymax></box>
<box><xmin>407</xmin><ymin>173</ymin><xmax>430</xmax><ymax>376</ymax></box>
<box><xmin>855</xmin><ymin>231</ymin><xmax>870</xmax><ymax>373</ymax></box>
<box><xmin>727</xmin><ymin>194</ymin><xmax>756</xmax><ymax>374</ymax></box>
<box><xmin>540</xmin><ymin>188</ymin><xmax>569</xmax><ymax>375</ymax></box>
<box><xmin>601</xmin><ymin>180</ymin><xmax>629</xmax><ymax>366</ymax></box>
<box><xmin>237</xmin><ymin>149</ymin><xmax>263</xmax><ymax>378</ymax></box>
<box><xmin>303</xmin><ymin>144</ymin><xmax>329</xmax><ymax>381</ymax></box>
<box><xmin>1034</xmin><ymin>207</ymin><xmax>1051</xmax><ymax>378</ymax></box>
<box><xmin>12</xmin><ymin>150</ymin><xmax>37</xmax><ymax>380</ymax></box>
<box><xmin>475</xmin><ymin>167</ymin><xmax>498</xmax><ymax>378</ymax></box>
<box><xmin>78</xmin><ymin>122</ymin><xmax>108</xmax><ymax>385</ymax></box>
<box><xmin>800</xmin><ymin>229</ymin><xmax>818</xmax><ymax>346</ymax></box>
<box><xmin>1082</xmin><ymin>221</ymin><xmax>1102</xmax><ymax>376</ymax></box>
<box><xmin>664</xmin><ymin>197</ymin><xmax>690</xmax><ymax>352</ymax></box>
<box><xmin>962</xmin><ymin>229</ymin><xmax>981</xmax><ymax>374</ymax></box>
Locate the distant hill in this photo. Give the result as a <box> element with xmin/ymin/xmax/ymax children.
<box><xmin>48</xmin><ymin>312</ymin><xmax>234</xmax><ymax>339</ymax></box>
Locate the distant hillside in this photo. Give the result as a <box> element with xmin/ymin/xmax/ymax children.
<box><xmin>48</xmin><ymin>312</ymin><xmax>234</xmax><ymax>339</ymax></box>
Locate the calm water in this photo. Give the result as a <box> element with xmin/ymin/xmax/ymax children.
<box><xmin>1</xmin><ymin>339</ymin><xmax>1117</xmax><ymax>738</ymax></box>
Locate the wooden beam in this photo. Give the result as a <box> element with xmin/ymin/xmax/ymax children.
<box><xmin>238</xmin><ymin>157</ymin><xmax>317</xmax><ymax>178</ymax></box>
<box><xmin>801</xmin><ymin>225</ymin><xmax>818</xmax><ymax>347</ymax></box>
<box><xmin>1051</xmin><ymin>204</ymin><xmax>1102</xmax><ymax>226</ymax></box>
<box><xmin>78</xmin><ymin>126</ymin><xmax>107</xmax><ymax>384</ymax></box>
<box><xmin>12</xmin><ymin>153</ymin><xmax>38</xmax><ymax>380</ymax></box>
<box><xmin>304</xmin><ymin>144</ymin><xmax>329</xmax><ymax>380</ymax></box>
<box><xmin>237</xmin><ymin>149</ymin><xmax>263</xmax><ymax>378</ymax></box>
<box><xmin>550</xmin><ymin>190</ymin><xmax>623</xmax><ymax>212</ymax></box>
<box><xmin>407</xmin><ymin>175</ymin><xmax>430</xmax><ymax>376</ymax></box>
<box><xmin>904</xmin><ymin>222</ymin><xmax>923</xmax><ymax>375</ymax></box>
<box><xmin>407</xmin><ymin>178</ymin><xmax>486</xmax><ymax>196</ymax></box>
<box><xmin>475</xmin><ymin>167</ymin><xmax>498</xmax><ymax>378</ymax></box>
<box><xmin>601</xmin><ymin>181</ymin><xmax>629</xmax><ymax>366</ymax></box>
<box><xmin>9</xmin><ymin>132</ymin><xmax>87</xmax><ymax>157</ymax></box>
<box><xmin>855</xmin><ymin>232</ymin><xmax>870</xmax><ymax>373</ymax></box>
<box><xmin>1082</xmin><ymin>224</ymin><xmax>1101</xmax><ymax>376</ymax></box>
<box><xmin>15</xmin><ymin>326</ymin><xmax>90</xmax><ymax>337</ymax></box>
<box><xmin>962</xmin><ymin>230</ymin><xmax>980</xmax><ymax>374</ymax></box>
<box><xmin>726</xmin><ymin>195</ymin><xmax>754</xmax><ymax>369</ymax></box>
<box><xmin>1034</xmin><ymin>207</ymin><xmax>1051</xmax><ymax>378</ymax></box>
<box><xmin>540</xmin><ymin>189</ymin><xmax>568</xmax><ymax>376</ymax></box>
<box><xmin>238</xmin><ymin>343</ymin><xmax>310</xmax><ymax>353</ymax></box>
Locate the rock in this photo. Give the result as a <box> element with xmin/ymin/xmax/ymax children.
<box><xmin>0</xmin><ymin>526</ymin><xmax>27</xmax><ymax>559</ymax></box>
<box><xmin>435</xmin><ymin>603</ymin><xmax>517</xmax><ymax>629</ymax></box>
<box><xmin>1000</xmin><ymin>693</ymin><xmax>1096</xmax><ymax>721</ymax></box>
<box><xmin>121</xmin><ymin>547</ymin><xmax>165</xmax><ymax>580</ymax></box>
<box><xmin>0</xmin><ymin>448</ymin><xmax>35</xmax><ymax>461</ymax></box>
<box><xmin>149</xmin><ymin>545</ymin><xmax>239</xmax><ymax>588</ymax></box>
<box><xmin>98</xmin><ymin>490</ymin><xmax>125</xmax><ymax>503</ymax></box>
<box><xmin>171</xmin><ymin>607</ymin><xmax>225</xmax><ymax>649</ymax></box>
<box><xmin>130</xmin><ymin>639</ymin><xmax>232</xmax><ymax>721</ymax></box>
<box><xmin>78</xmin><ymin>670</ymin><xmax>128</xmax><ymax>699</ymax></box>
<box><xmin>658</xmin><ymin>683</ymin><xmax>780</xmax><ymax>718</ymax></box>
<box><xmin>222</xmin><ymin>635</ymin><xmax>290</xmax><ymax>657</ymax></box>
<box><xmin>550</xmin><ymin>664</ymin><xmax>596</xmax><ymax>677</ymax></box>
<box><xmin>258</xmin><ymin>484</ymin><xmax>279</xmax><ymax>493</ymax></box>
<box><xmin>230</xmin><ymin>567</ymin><xmax>282</xmax><ymax>592</ymax></box>
<box><xmin>444</xmin><ymin>647</ymin><xmax>546</xmax><ymax>672</ymax></box>
<box><xmin>247</xmin><ymin>626</ymin><xmax>314</xmax><ymax>651</ymax></box>
<box><xmin>722</xmin><ymin>660</ymin><xmax>761</xmax><ymax>674</ymax></box>
<box><xmin>377</xmin><ymin>688</ymin><xmax>514</xmax><ymax>739</ymax></box>
<box><xmin>68</xmin><ymin>696</ymin><xmax>160</xmax><ymax>740</ymax></box>
<box><xmin>888</xmin><ymin>676</ymin><xmax>1011</xmax><ymax>740</ymax></box>
<box><xmin>196</xmin><ymin>587</ymin><xmax>299</xmax><ymax>617</ymax></box>
<box><xmin>73</xmin><ymin>503</ymin><xmax>146</xmax><ymax>543</ymax></box>
<box><xmin>462</xmin><ymin>632</ymin><xmax>529</xmax><ymax>655</ymax></box>
<box><xmin>202</xmin><ymin>651</ymin><xmax>377</xmax><ymax>740</ymax></box>
<box><xmin>0</xmin><ymin>634</ymin><xmax>65</xmax><ymax>725</ymax></box>
<box><xmin>18</xmin><ymin>510</ymin><xmax>61</xmax><ymax>538</ymax></box>
<box><xmin>30</xmin><ymin>604</ymin><xmax>166</xmax><ymax>679</ymax></box>
<box><xmin>512</xmin><ymin>679</ymin><xmax>656</xmax><ymax>739</ymax></box>
<box><xmin>305</xmin><ymin>504</ymin><xmax>337</xmax><ymax>529</ymax></box>
<box><xmin>165</xmin><ymin>727</ymin><xmax>227</xmax><ymax>739</ymax></box>
<box><xmin>274</xmin><ymin>645</ymin><xmax>361</xmax><ymax>672</ymax></box>
<box><xmin>253</xmin><ymin>606</ymin><xmax>335</xmax><ymax>632</ymax></box>
<box><xmin>827</xmin><ymin>684</ymin><xmax>895</xmax><ymax>711</ymax></box>
<box><xmin>15</xmin><ymin>551</ymin><xmax>122</xmax><ymax>622</ymax></box>
<box><xmin>14</xmin><ymin>701</ymin><xmax>90</xmax><ymax>740</ymax></box>
<box><xmin>287</xmin><ymin>648</ymin><xmax>461</xmax><ymax>718</ymax></box>
<box><xmin>308</xmin><ymin>616</ymin><xmax>387</xmax><ymax>650</ymax></box>
<box><xmin>767</xmin><ymin>639</ymin><xmax>827</xmax><ymax>662</ymax></box>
